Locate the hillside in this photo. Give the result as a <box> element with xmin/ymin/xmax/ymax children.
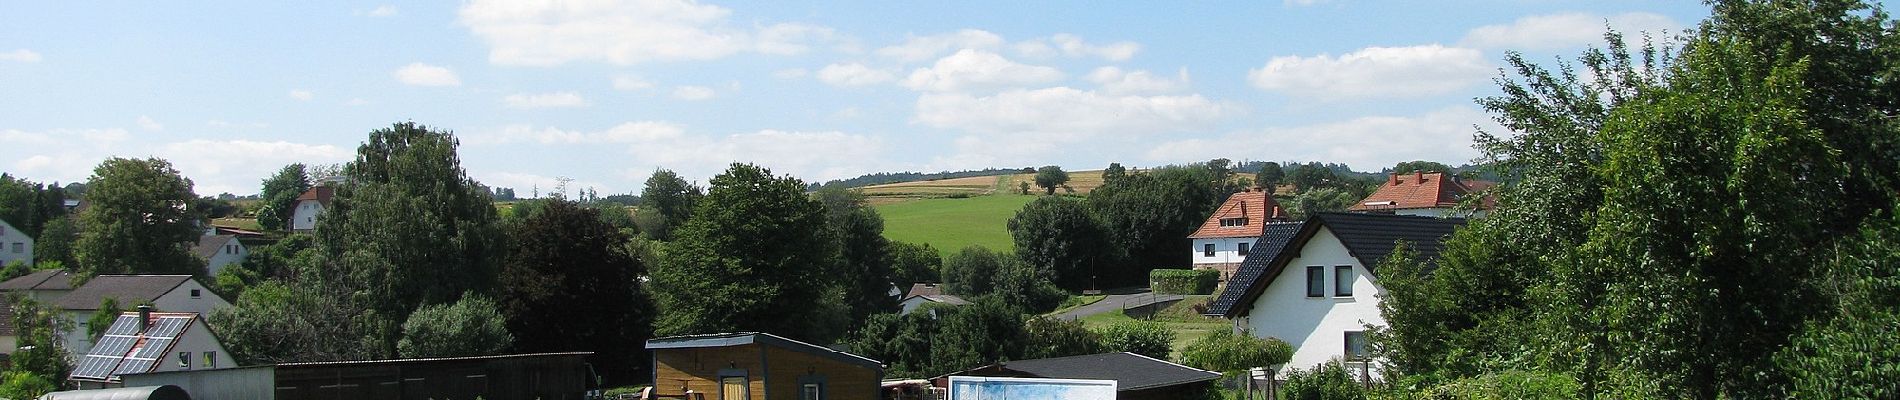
<box><xmin>874</xmin><ymin>194</ymin><xmax>1035</xmax><ymax>255</ymax></box>
<box><xmin>860</xmin><ymin>170</ymin><xmax>1107</xmax><ymax>205</ymax></box>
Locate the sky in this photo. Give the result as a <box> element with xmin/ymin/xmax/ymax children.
<box><xmin>0</xmin><ymin>1</ymin><xmax>1724</xmax><ymax>197</ymax></box>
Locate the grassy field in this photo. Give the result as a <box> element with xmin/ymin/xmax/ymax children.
<box><xmin>1075</xmin><ymin>295</ymin><xmax>1228</xmax><ymax>361</ymax></box>
<box><xmin>1000</xmin><ymin>169</ymin><xmax>1108</xmax><ymax>195</ymax></box>
<box><xmin>859</xmin><ymin>170</ymin><xmax>1108</xmax><ymax>205</ymax></box>
<box><xmin>874</xmin><ymin>194</ymin><xmax>1034</xmax><ymax>255</ymax></box>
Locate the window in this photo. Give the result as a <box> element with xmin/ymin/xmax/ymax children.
<box><xmin>1344</xmin><ymin>331</ymin><xmax>1368</xmax><ymax>361</ymax></box>
<box><xmin>1203</xmin><ymin>244</ymin><xmax>1215</xmax><ymax>257</ymax></box>
<box><xmin>190</xmin><ymin>289</ymin><xmax>202</xmax><ymax>298</ymax></box>
<box><xmin>1335</xmin><ymin>265</ymin><xmax>1354</xmax><ymax>296</ymax></box>
<box><xmin>0</xmin><ymin>225</ymin><xmax>6</xmax><ymax>235</ymax></box>
<box><xmin>204</xmin><ymin>351</ymin><xmax>217</xmax><ymax>368</ymax></box>
<box><xmin>719</xmin><ymin>376</ymin><xmax>748</xmax><ymax>400</ymax></box>
<box><xmin>801</xmin><ymin>383</ymin><xmax>823</xmax><ymax>400</ymax></box>
<box><xmin>1219</xmin><ymin>217</ymin><xmax>1249</xmax><ymax>227</ymax></box>
<box><xmin>1306</xmin><ymin>266</ymin><xmax>1324</xmax><ymax>297</ymax></box>
<box><xmin>1237</xmin><ymin>242</ymin><xmax>1251</xmax><ymax>256</ymax></box>
<box><xmin>178</xmin><ymin>352</ymin><xmax>192</xmax><ymax>369</ymax></box>
<box><xmin>10</xmin><ymin>243</ymin><xmax>19</xmax><ymax>254</ymax></box>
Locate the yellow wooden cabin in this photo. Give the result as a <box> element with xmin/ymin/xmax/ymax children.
<box><xmin>647</xmin><ymin>332</ymin><xmax>883</xmax><ymax>400</ymax></box>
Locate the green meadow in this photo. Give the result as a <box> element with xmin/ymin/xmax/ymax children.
<box><xmin>874</xmin><ymin>194</ymin><xmax>1035</xmax><ymax>256</ymax></box>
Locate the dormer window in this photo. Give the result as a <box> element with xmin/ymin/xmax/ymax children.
<box><xmin>1220</xmin><ymin>217</ymin><xmax>1248</xmax><ymax>227</ymax></box>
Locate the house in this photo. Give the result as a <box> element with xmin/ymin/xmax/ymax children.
<box><xmin>0</xmin><ymin>218</ymin><xmax>33</xmax><ymax>267</ymax></box>
<box><xmin>118</xmin><ymin>352</ymin><xmax>595</xmax><ymax>400</ymax></box>
<box><xmin>1204</xmin><ymin>213</ymin><xmax>1465</xmax><ymax>376</ymax></box>
<box><xmin>68</xmin><ymin>306</ymin><xmax>237</xmax><ymax>389</ymax></box>
<box><xmin>903</xmin><ymin>283</ymin><xmax>943</xmax><ymax>298</ymax></box>
<box><xmin>899</xmin><ymin>294</ymin><xmax>970</xmax><ymax>315</ymax></box>
<box><xmin>1188</xmin><ymin>188</ymin><xmax>1289</xmax><ymax>281</ymax></box>
<box><xmin>647</xmin><ymin>332</ymin><xmax>883</xmax><ymax>400</ymax></box>
<box><xmin>190</xmin><ymin>235</ymin><xmax>247</xmax><ymax>277</ymax></box>
<box><xmin>289</xmin><ymin>186</ymin><xmax>334</xmax><ymax>232</ymax></box>
<box><xmin>1348</xmin><ymin>172</ymin><xmax>1492</xmax><ymax>217</ymax></box>
<box><xmin>0</xmin><ymin>269</ymin><xmax>76</xmax><ymax>301</ymax></box>
<box><xmin>52</xmin><ymin>275</ymin><xmax>230</xmax><ymax>361</ymax></box>
<box><xmin>935</xmin><ymin>352</ymin><xmax>1220</xmax><ymax>400</ymax></box>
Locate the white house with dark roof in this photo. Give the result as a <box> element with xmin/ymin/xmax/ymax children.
<box><xmin>69</xmin><ymin>308</ymin><xmax>235</xmax><ymax>389</ymax></box>
<box><xmin>0</xmin><ymin>269</ymin><xmax>76</xmax><ymax>301</ymax></box>
<box><xmin>1205</xmin><ymin>213</ymin><xmax>1465</xmax><ymax>376</ymax></box>
<box><xmin>52</xmin><ymin>275</ymin><xmax>228</xmax><ymax>362</ymax></box>
<box><xmin>190</xmin><ymin>234</ymin><xmax>247</xmax><ymax>276</ymax></box>
<box><xmin>0</xmin><ymin>218</ymin><xmax>32</xmax><ymax>267</ymax></box>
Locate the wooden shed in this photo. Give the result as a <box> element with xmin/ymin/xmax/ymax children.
<box><xmin>647</xmin><ymin>332</ymin><xmax>883</xmax><ymax>400</ymax></box>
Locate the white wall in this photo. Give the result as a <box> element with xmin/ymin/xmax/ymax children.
<box><xmin>1190</xmin><ymin>237</ymin><xmax>1257</xmax><ymax>266</ymax></box>
<box><xmin>61</xmin><ymin>280</ymin><xmax>231</xmax><ymax>362</ymax></box>
<box><xmin>153</xmin><ymin>320</ymin><xmax>237</xmax><ymax>373</ymax></box>
<box><xmin>1240</xmin><ymin>227</ymin><xmax>1386</xmax><ymax>375</ymax></box>
<box><xmin>0</xmin><ymin>219</ymin><xmax>33</xmax><ymax>267</ymax></box>
<box><xmin>290</xmin><ymin>200</ymin><xmax>324</xmax><ymax>231</ymax></box>
<box><xmin>203</xmin><ymin>239</ymin><xmax>247</xmax><ymax>277</ymax></box>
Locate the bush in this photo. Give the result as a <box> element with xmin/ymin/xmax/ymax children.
<box><xmin>1281</xmin><ymin>361</ymin><xmax>1365</xmax><ymax>400</ymax></box>
<box><xmin>1097</xmin><ymin>320</ymin><xmax>1174</xmax><ymax>359</ymax></box>
<box><xmin>1181</xmin><ymin>329</ymin><xmax>1293</xmax><ymax>375</ymax></box>
<box><xmin>1416</xmin><ymin>371</ymin><xmax>1580</xmax><ymax>400</ymax></box>
<box><xmin>397</xmin><ymin>292</ymin><xmax>513</xmax><ymax>358</ymax></box>
<box><xmin>1022</xmin><ymin>316</ymin><xmax>1104</xmax><ymax>359</ymax></box>
<box><xmin>0</xmin><ymin>371</ymin><xmax>56</xmax><ymax>400</ymax></box>
<box><xmin>1151</xmin><ymin>268</ymin><xmax>1218</xmax><ymax>295</ymax></box>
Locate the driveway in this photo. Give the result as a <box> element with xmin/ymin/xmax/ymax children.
<box><xmin>1053</xmin><ymin>288</ymin><xmax>1185</xmax><ymax>321</ymax></box>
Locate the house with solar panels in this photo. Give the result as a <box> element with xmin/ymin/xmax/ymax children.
<box><xmin>1203</xmin><ymin>213</ymin><xmax>1464</xmax><ymax>377</ymax></box>
<box><xmin>70</xmin><ymin>306</ymin><xmax>235</xmax><ymax>389</ymax></box>
<box><xmin>52</xmin><ymin>275</ymin><xmax>230</xmax><ymax>363</ymax></box>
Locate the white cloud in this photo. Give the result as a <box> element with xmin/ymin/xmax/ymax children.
<box><xmin>156</xmin><ymin>140</ymin><xmax>352</xmax><ymax>195</ymax></box>
<box><xmin>816</xmin><ymin>63</ymin><xmax>896</xmax><ymax>87</ymax></box>
<box><xmin>1086</xmin><ymin>66</ymin><xmax>1189</xmax><ymax>95</ymax></box>
<box><xmin>457</xmin><ymin>0</ymin><xmax>841</xmax><ymax>66</ymax></box>
<box><xmin>916</xmin><ymin>87</ymin><xmax>1233</xmax><ymax>138</ymax></box>
<box><xmin>1284</xmin><ymin>0</ymin><xmax>1332</xmax><ymax>6</ymax></box>
<box><xmin>367</xmin><ymin>5</ymin><xmax>398</xmax><ymax>17</ymax></box>
<box><xmin>1248</xmin><ymin>44</ymin><xmax>1489</xmax><ymax>100</ymax></box>
<box><xmin>903</xmin><ymin>50</ymin><xmax>1064</xmax><ymax>92</ymax></box>
<box><xmin>0</xmin><ymin>49</ymin><xmax>41</xmax><ymax>63</ymax></box>
<box><xmin>394</xmin><ymin>63</ymin><xmax>462</xmax><ymax>87</ymax></box>
<box><xmin>207</xmin><ymin>120</ymin><xmax>270</xmax><ymax>129</ymax></box>
<box><xmin>478</xmin><ymin>123</ymin><xmax>888</xmax><ymax>183</ymax></box>
<box><xmin>773</xmin><ymin>68</ymin><xmax>809</xmax><ymax>79</ymax></box>
<box><xmin>474</xmin><ymin>121</ymin><xmax>687</xmax><ymax>145</ymax></box>
<box><xmin>136</xmin><ymin>116</ymin><xmax>164</xmax><ymax>131</ymax></box>
<box><xmin>877</xmin><ymin>29</ymin><xmax>1006</xmax><ymax>63</ymax></box>
<box><xmin>1146</xmin><ymin>106</ymin><xmax>1493</xmax><ymax>170</ymax></box>
<box><xmin>504</xmin><ymin>92</ymin><xmax>590</xmax><ymax>109</ymax></box>
<box><xmin>1</xmin><ymin>128</ymin><xmax>132</xmax><ymax>184</ymax></box>
<box><xmin>345</xmin><ymin>98</ymin><xmax>371</xmax><ymax>106</ymax></box>
<box><xmin>612</xmin><ymin>75</ymin><xmax>655</xmax><ymax>91</ymax></box>
<box><xmin>289</xmin><ymin>90</ymin><xmax>314</xmax><ymax>101</ymax></box>
<box><xmin>1016</xmin><ymin>34</ymin><xmax>1139</xmax><ymax>61</ymax></box>
<box><xmin>672</xmin><ymin>86</ymin><xmax>717</xmax><ymax>100</ymax></box>
<box><xmin>1462</xmin><ymin>12</ymin><xmax>1682</xmax><ymax>51</ymax></box>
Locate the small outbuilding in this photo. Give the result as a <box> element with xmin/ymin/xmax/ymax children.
<box><xmin>934</xmin><ymin>352</ymin><xmax>1220</xmax><ymax>400</ymax></box>
<box><xmin>648</xmin><ymin>332</ymin><xmax>883</xmax><ymax>400</ymax></box>
<box><xmin>40</xmin><ymin>385</ymin><xmax>192</xmax><ymax>400</ymax></box>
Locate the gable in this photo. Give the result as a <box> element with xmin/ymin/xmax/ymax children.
<box><xmin>1188</xmin><ymin>190</ymin><xmax>1287</xmax><ymax>239</ymax></box>
<box><xmin>72</xmin><ymin>313</ymin><xmax>198</xmax><ymax>382</ymax></box>
<box><xmin>1350</xmin><ymin>172</ymin><xmax>1489</xmax><ymax>212</ymax></box>
<box><xmin>1212</xmin><ymin>213</ymin><xmax>1465</xmax><ymax>318</ymax></box>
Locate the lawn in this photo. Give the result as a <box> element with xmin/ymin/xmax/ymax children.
<box><xmin>875</xmin><ymin>194</ymin><xmax>1035</xmax><ymax>256</ymax></box>
<box><xmin>1075</xmin><ymin>295</ymin><xmax>1228</xmax><ymax>361</ymax></box>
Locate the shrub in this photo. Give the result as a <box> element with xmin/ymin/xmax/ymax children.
<box><xmin>1181</xmin><ymin>329</ymin><xmax>1293</xmax><ymax>375</ymax></box>
<box><xmin>1151</xmin><ymin>268</ymin><xmax>1218</xmax><ymax>294</ymax></box>
<box><xmin>1281</xmin><ymin>361</ymin><xmax>1366</xmax><ymax>400</ymax></box>
<box><xmin>1416</xmin><ymin>371</ymin><xmax>1580</xmax><ymax>400</ymax></box>
<box><xmin>397</xmin><ymin>292</ymin><xmax>513</xmax><ymax>358</ymax></box>
<box><xmin>0</xmin><ymin>371</ymin><xmax>55</xmax><ymax>400</ymax></box>
<box><xmin>1097</xmin><ymin>320</ymin><xmax>1174</xmax><ymax>359</ymax></box>
<box><xmin>1022</xmin><ymin>316</ymin><xmax>1104</xmax><ymax>359</ymax></box>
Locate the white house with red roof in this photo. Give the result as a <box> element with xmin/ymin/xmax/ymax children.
<box><xmin>290</xmin><ymin>186</ymin><xmax>334</xmax><ymax>232</ymax></box>
<box><xmin>1188</xmin><ymin>188</ymin><xmax>1289</xmax><ymax>281</ymax></box>
<box><xmin>1348</xmin><ymin>172</ymin><xmax>1492</xmax><ymax>218</ymax></box>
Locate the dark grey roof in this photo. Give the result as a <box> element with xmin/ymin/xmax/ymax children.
<box><xmin>646</xmin><ymin>332</ymin><xmax>883</xmax><ymax>370</ymax></box>
<box><xmin>0</xmin><ymin>269</ymin><xmax>74</xmax><ymax>291</ymax></box>
<box><xmin>1213</xmin><ymin>213</ymin><xmax>1466</xmax><ymax>318</ymax></box>
<box><xmin>955</xmin><ymin>352</ymin><xmax>1219</xmax><ymax>391</ymax></box>
<box><xmin>1205</xmin><ymin>221</ymin><xmax>1305</xmax><ymax>317</ymax></box>
<box><xmin>190</xmin><ymin>235</ymin><xmax>237</xmax><ymax>260</ymax></box>
<box><xmin>53</xmin><ymin>276</ymin><xmax>195</xmax><ymax>311</ymax></box>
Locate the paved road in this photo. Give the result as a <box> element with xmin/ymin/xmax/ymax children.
<box><xmin>1053</xmin><ymin>289</ymin><xmax>1186</xmax><ymax>321</ymax></box>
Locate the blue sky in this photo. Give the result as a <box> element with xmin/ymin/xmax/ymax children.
<box><xmin>0</xmin><ymin>1</ymin><xmax>1723</xmax><ymax>196</ymax></box>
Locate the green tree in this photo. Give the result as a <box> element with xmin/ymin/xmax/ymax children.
<box><xmin>815</xmin><ymin>186</ymin><xmax>897</xmax><ymax>325</ymax></box>
<box><xmin>1102</xmin><ymin>163</ymin><xmax>1129</xmax><ymax>184</ymax></box>
<box><xmin>651</xmin><ymin>163</ymin><xmax>845</xmax><ymax>343</ymax></box>
<box><xmin>930</xmin><ymin>297</ymin><xmax>1027</xmax><ymax>374</ymax></box>
<box><xmin>849</xmin><ymin>311</ymin><xmax>940</xmax><ymax>377</ymax></box>
<box><xmin>1008</xmin><ymin>196</ymin><xmax>1117</xmax><ymax>291</ymax></box>
<box><xmin>1286</xmin><ymin>162</ymin><xmax>1337</xmax><ymax>193</ymax></box>
<box><xmin>7</xmin><ymin>296</ymin><xmax>70</xmax><ymax>385</ymax></box>
<box><xmin>315</xmin><ymin>122</ymin><xmax>502</xmax><ymax>357</ymax></box>
<box><xmin>887</xmin><ymin>241</ymin><xmax>941</xmax><ymax>288</ymax></box>
<box><xmin>497</xmin><ymin>199</ymin><xmax>653</xmax><ymax>384</ymax></box>
<box><xmin>86</xmin><ymin>298</ymin><xmax>121</xmax><ymax>340</ymax></box>
<box><xmin>1778</xmin><ymin>209</ymin><xmax>1900</xmax><ymax>397</ymax></box>
<box><xmin>1098</xmin><ymin>320</ymin><xmax>1173</xmax><ymax>359</ymax></box>
<box><xmin>74</xmin><ymin>157</ymin><xmax>203</xmax><ymax>277</ymax></box>
<box><xmin>396</xmin><ymin>293</ymin><xmax>513</xmax><ymax>358</ymax></box>
<box><xmin>1287</xmin><ymin>187</ymin><xmax>1356</xmax><ymax>220</ymax></box>
<box><xmin>0</xmin><ymin>261</ymin><xmax>31</xmax><ymax>282</ymax></box>
<box><xmin>1087</xmin><ymin>164</ymin><xmax>1228</xmax><ymax>284</ymax></box>
<box><xmin>1022</xmin><ymin>316</ymin><xmax>1104</xmax><ymax>359</ymax></box>
<box><xmin>34</xmin><ymin>216</ymin><xmax>76</xmax><ymax>266</ymax></box>
<box><xmin>255</xmin><ymin>164</ymin><xmax>311</xmax><ymax>231</ymax></box>
<box><xmin>941</xmin><ymin>246</ymin><xmax>1007</xmax><ymax>296</ymax></box>
<box><xmin>1255</xmin><ymin>162</ymin><xmax>1284</xmax><ymax>194</ymax></box>
<box><xmin>1181</xmin><ymin>329</ymin><xmax>1294</xmax><ymax>377</ymax></box>
<box><xmin>635</xmin><ymin>169</ymin><xmax>702</xmax><ymax>241</ymax></box>
<box><xmin>209</xmin><ymin>281</ymin><xmax>376</xmax><ymax>364</ymax></box>
<box><xmin>0</xmin><ymin>371</ymin><xmax>56</xmax><ymax>400</ymax></box>
<box><xmin>1281</xmin><ymin>361</ymin><xmax>1366</xmax><ymax>400</ymax></box>
<box><xmin>1033</xmin><ymin>166</ymin><xmax>1069</xmax><ymax>195</ymax></box>
<box><xmin>1390</xmin><ymin>161</ymin><xmax>1451</xmax><ymax>174</ymax></box>
<box><xmin>0</xmin><ymin>174</ymin><xmax>66</xmax><ymax>239</ymax></box>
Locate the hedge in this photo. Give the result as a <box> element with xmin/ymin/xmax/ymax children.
<box><xmin>1151</xmin><ymin>268</ymin><xmax>1218</xmax><ymax>295</ymax></box>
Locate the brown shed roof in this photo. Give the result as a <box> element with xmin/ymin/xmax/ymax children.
<box><xmin>1349</xmin><ymin>172</ymin><xmax>1492</xmax><ymax>212</ymax></box>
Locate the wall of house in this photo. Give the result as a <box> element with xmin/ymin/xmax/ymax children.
<box><xmin>0</xmin><ymin>220</ymin><xmax>33</xmax><ymax>267</ymax></box>
<box><xmin>290</xmin><ymin>201</ymin><xmax>323</xmax><ymax>231</ymax></box>
<box><xmin>0</xmin><ymin>335</ymin><xmax>17</xmax><ymax>354</ymax></box>
<box><xmin>654</xmin><ymin>344</ymin><xmax>769</xmax><ymax>399</ymax></box>
<box><xmin>1240</xmin><ymin>227</ymin><xmax>1386</xmax><ymax>376</ymax></box>
<box><xmin>148</xmin><ymin>321</ymin><xmax>237</xmax><ymax>374</ymax></box>
<box><xmin>204</xmin><ymin>240</ymin><xmax>248</xmax><ymax>277</ymax></box>
<box><xmin>763</xmin><ymin>346</ymin><xmax>880</xmax><ymax>400</ymax></box>
<box><xmin>1190</xmin><ymin>237</ymin><xmax>1256</xmax><ymax>266</ymax></box>
<box><xmin>152</xmin><ymin>280</ymin><xmax>233</xmax><ymax>317</ymax></box>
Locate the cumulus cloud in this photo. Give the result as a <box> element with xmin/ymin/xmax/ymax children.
<box><xmin>156</xmin><ymin>140</ymin><xmax>353</xmax><ymax>195</ymax></box>
<box><xmin>1146</xmin><ymin>106</ymin><xmax>1494</xmax><ymax>170</ymax></box>
<box><xmin>817</xmin><ymin>63</ymin><xmax>897</xmax><ymax>87</ymax></box>
<box><xmin>136</xmin><ymin>116</ymin><xmax>164</xmax><ymax>131</ymax></box>
<box><xmin>916</xmin><ymin>87</ymin><xmax>1233</xmax><ymax>138</ymax></box>
<box><xmin>612</xmin><ymin>75</ymin><xmax>655</xmax><ymax>91</ymax></box>
<box><xmin>877</xmin><ymin>29</ymin><xmax>1006</xmax><ymax>63</ymax></box>
<box><xmin>903</xmin><ymin>50</ymin><xmax>1064</xmax><ymax>92</ymax></box>
<box><xmin>473</xmin><ymin>121</ymin><xmax>687</xmax><ymax>145</ymax></box>
<box><xmin>458</xmin><ymin>0</ymin><xmax>840</xmax><ymax>66</ymax></box>
<box><xmin>1248</xmin><ymin>44</ymin><xmax>1489</xmax><ymax>100</ymax></box>
<box><xmin>394</xmin><ymin>63</ymin><xmax>462</xmax><ymax>86</ymax></box>
<box><xmin>0</xmin><ymin>49</ymin><xmax>41</xmax><ymax>63</ymax></box>
<box><xmin>1</xmin><ymin>128</ymin><xmax>131</xmax><ymax>185</ymax></box>
<box><xmin>772</xmin><ymin>68</ymin><xmax>808</xmax><ymax>79</ymax></box>
<box><xmin>474</xmin><ymin>122</ymin><xmax>888</xmax><ymax>183</ymax></box>
<box><xmin>672</xmin><ymin>86</ymin><xmax>717</xmax><ymax>100</ymax></box>
<box><xmin>1462</xmin><ymin>12</ymin><xmax>1682</xmax><ymax>51</ymax></box>
<box><xmin>289</xmin><ymin>90</ymin><xmax>314</xmax><ymax>101</ymax></box>
<box><xmin>367</xmin><ymin>5</ymin><xmax>398</xmax><ymax>17</ymax></box>
<box><xmin>1086</xmin><ymin>66</ymin><xmax>1189</xmax><ymax>95</ymax></box>
<box><xmin>504</xmin><ymin>92</ymin><xmax>590</xmax><ymax>109</ymax></box>
<box><xmin>1014</xmin><ymin>34</ymin><xmax>1140</xmax><ymax>61</ymax></box>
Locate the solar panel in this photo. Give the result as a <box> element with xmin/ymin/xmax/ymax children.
<box><xmin>103</xmin><ymin>315</ymin><xmax>142</xmax><ymax>336</ymax></box>
<box><xmin>133</xmin><ymin>338</ymin><xmax>175</xmax><ymax>360</ymax></box>
<box><xmin>71</xmin><ymin>313</ymin><xmax>202</xmax><ymax>382</ymax></box>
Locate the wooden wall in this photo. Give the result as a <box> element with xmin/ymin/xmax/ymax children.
<box><xmin>653</xmin><ymin>344</ymin><xmax>882</xmax><ymax>400</ymax></box>
<box><xmin>763</xmin><ymin>346</ymin><xmax>881</xmax><ymax>400</ymax></box>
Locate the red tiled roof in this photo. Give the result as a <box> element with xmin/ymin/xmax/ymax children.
<box><xmin>1350</xmin><ymin>172</ymin><xmax>1493</xmax><ymax>212</ymax></box>
<box><xmin>295</xmin><ymin>186</ymin><xmax>335</xmax><ymax>205</ymax></box>
<box><xmin>1188</xmin><ymin>189</ymin><xmax>1289</xmax><ymax>239</ymax></box>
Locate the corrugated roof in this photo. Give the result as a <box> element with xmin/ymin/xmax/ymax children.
<box><xmin>946</xmin><ymin>352</ymin><xmax>1219</xmax><ymax>391</ymax></box>
<box><xmin>1215</xmin><ymin>213</ymin><xmax>1465</xmax><ymax>318</ymax></box>
<box><xmin>0</xmin><ymin>269</ymin><xmax>74</xmax><ymax>291</ymax></box>
<box><xmin>646</xmin><ymin>332</ymin><xmax>884</xmax><ymax>370</ymax></box>
<box><xmin>53</xmin><ymin>275</ymin><xmax>195</xmax><ymax>311</ymax></box>
<box><xmin>1204</xmin><ymin>221</ymin><xmax>1305</xmax><ymax>317</ymax></box>
<box><xmin>1189</xmin><ymin>190</ymin><xmax>1289</xmax><ymax>239</ymax></box>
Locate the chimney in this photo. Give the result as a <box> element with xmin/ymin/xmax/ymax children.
<box><xmin>1414</xmin><ymin>171</ymin><xmax>1424</xmax><ymax>183</ymax></box>
<box><xmin>1389</xmin><ymin>173</ymin><xmax>1399</xmax><ymax>185</ymax></box>
<box><xmin>138</xmin><ymin>305</ymin><xmax>153</xmax><ymax>332</ymax></box>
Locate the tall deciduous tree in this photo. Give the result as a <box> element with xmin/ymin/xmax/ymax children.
<box><xmin>1254</xmin><ymin>162</ymin><xmax>1283</xmax><ymax>194</ymax></box>
<box><xmin>1033</xmin><ymin>166</ymin><xmax>1069</xmax><ymax>195</ymax></box>
<box><xmin>396</xmin><ymin>293</ymin><xmax>512</xmax><ymax>358</ymax></box>
<box><xmin>635</xmin><ymin>169</ymin><xmax>702</xmax><ymax>241</ymax></box>
<box><xmin>651</xmin><ymin>163</ymin><xmax>845</xmax><ymax>343</ymax></box>
<box><xmin>1008</xmin><ymin>196</ymin><xmax>1118</xmax><ymax>291</ymax></box>
<box><xmin>498</xmin><ymin>199</ymin><xmax>653</xmax><ymax>384</ymax></box>
<box><xmin>1087</xmin><ymin>164</ymin><xmax>1226</xmax><ymax>284</ymax></box>
<box><xmin>315</xmin><ymin>122</ymin><xmax>501</xmax><ymax>356</ymax></box>
<box><xmin>815</xmin><ymin>186</ymin><xmax>897</xmax><ymax>325</ymax></box>
<box><xmin>886</xmin><ymin>241</ymin><xmax>941</xmax><ymax>288</ymax></box>
<box><xmin>75</xmin><ymin>157</ymin><xmax>203</xmax><ymax>277</ymax></box>
<box><xmin>255</xmin><ymin>164</ymin><xmax>310</xmax><ymax>232</ymax></box>
<box><xmin>34</xmin><ymin>217</ymin><xmax>76</xmax><ymax>266</ymax></box>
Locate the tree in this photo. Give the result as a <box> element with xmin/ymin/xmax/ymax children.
<box><xmin>941</xmin><ymin>246</ymin><xmax>1007</xmax><ymax>296</ymax></box>
<box><xmin>1255</xmin><ymin>162</ymin><xmax>1284</xmax><ymax>194</ymax></box>
<box><xmin>1008</xmin><ymin>196</ymin><xmax>1118</xmax><ymax>291</ymax></box>
<box><xmin>315</xmin><ymin>122</ymin><xmax>502</xmax><ymax>356</ymax></box>
<box><xmin>209</xmin><ymin>281</ymin><xmax>376</xmax><ymax>364</ymax></box>
<box><xmin>1103</xmin><ymin>163</ymin><xmax>1129</xmax><ymax>184</ymax></box>
<box><xmin>34</xmin><ymin>217</ymin><xmax>76</xmax><ymax>266</ymax></box>
<box><xmin>74</xmin><ymin>157</ymin><xmax>203</xmax><ymax>277</ymax></box>
<box><xmin>0</xmin><ymin>371</ymin><xmax>56</xmax><ymax>400</ymax></box>
<box><xmin>848</xmin><ymin>311</ymin><xmax>941</xmax><ymax>378</ymax></box>
<box><xmin>255</xmin><ymin>164</ymin><xmax>311</xmax><ymax>231</ymax></box>
<box><xmin>0</xmin><ymin>174</ymin><xmax>65</xmax><ymax>238</ymax></box>
<box><xmin>1285</xmin><ymin>162</ymin><xmax>1337</xmax><ymax>193</ymax></box>
<box><xmin>815</xmin><ymin>186</ymin><xmax>897</xmax><ymax>325</ymax></box>
<box><xmin>86</xmin><ymin>298</ymin><xmax>121</xmax><ymax>340</ymax></box>
<box><xmin>1778</xmin><ymin>210</ymin><xmax>1900</xmax><ymax>397</ymax></box>
<box><xmin>397</xmin><ymin>293</ymin><xmax>513</xmax><ymax>358</ymax></box>
<box><xmin>1389</xmin><ymin>161</ymin><xmax>1451</xmax><ymax>175</ymax></box>
<box><xmin>887</xmin><ymin>241</ymin><xmax>942</xmax><ymax>288</ymax></box>
<box><xmin>930</xmin><ymin>297</ymin><xmax>1027</xmax><ymax>374</ymax></box>
<box><xmin>1098</xmin><ymin>320</ymin><xmax>1174</xmax><ymax>360</ymax></box>
<box><xmin>635</xmin><ymin>169</ymin><xmax>702</xmax><ymax>241</ymax></box>
<box><xmin>1182</xmin><ymin>329</ymin><xmax>1294</xmax><ymax>377</ymax></box>
<box><xmin>1033</xmin><ymin>166</ymin><xmax>1069</xmax><ymax>195</ymax></box>
<box><xmin>1088</xmin><ymin>164</ymin><xmax>1229</xmax><ymax>283</ymax></box>
<box><xmin>651</xmin><ymin>163</ymin><xmax>845</xmax><ymax>343</ymax></box>
<box><xmin>497</xmin><ymin>199</ymin><xmax>653</xmax><ymax>384</ymax></box>
<box><xmin>7</xmin><ymin>296</ymin><xmax>69</xmax><ymax>385</ymax></box>
<box><xmin>1286</xmin><ymin>187</ymin><xmax>1357</xmax><ymax>220</ymax></box>
<box><xmin>1022</xmin><ymin>316</ymin><xmax>1104</xmax><ymax>359</ymax></box>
